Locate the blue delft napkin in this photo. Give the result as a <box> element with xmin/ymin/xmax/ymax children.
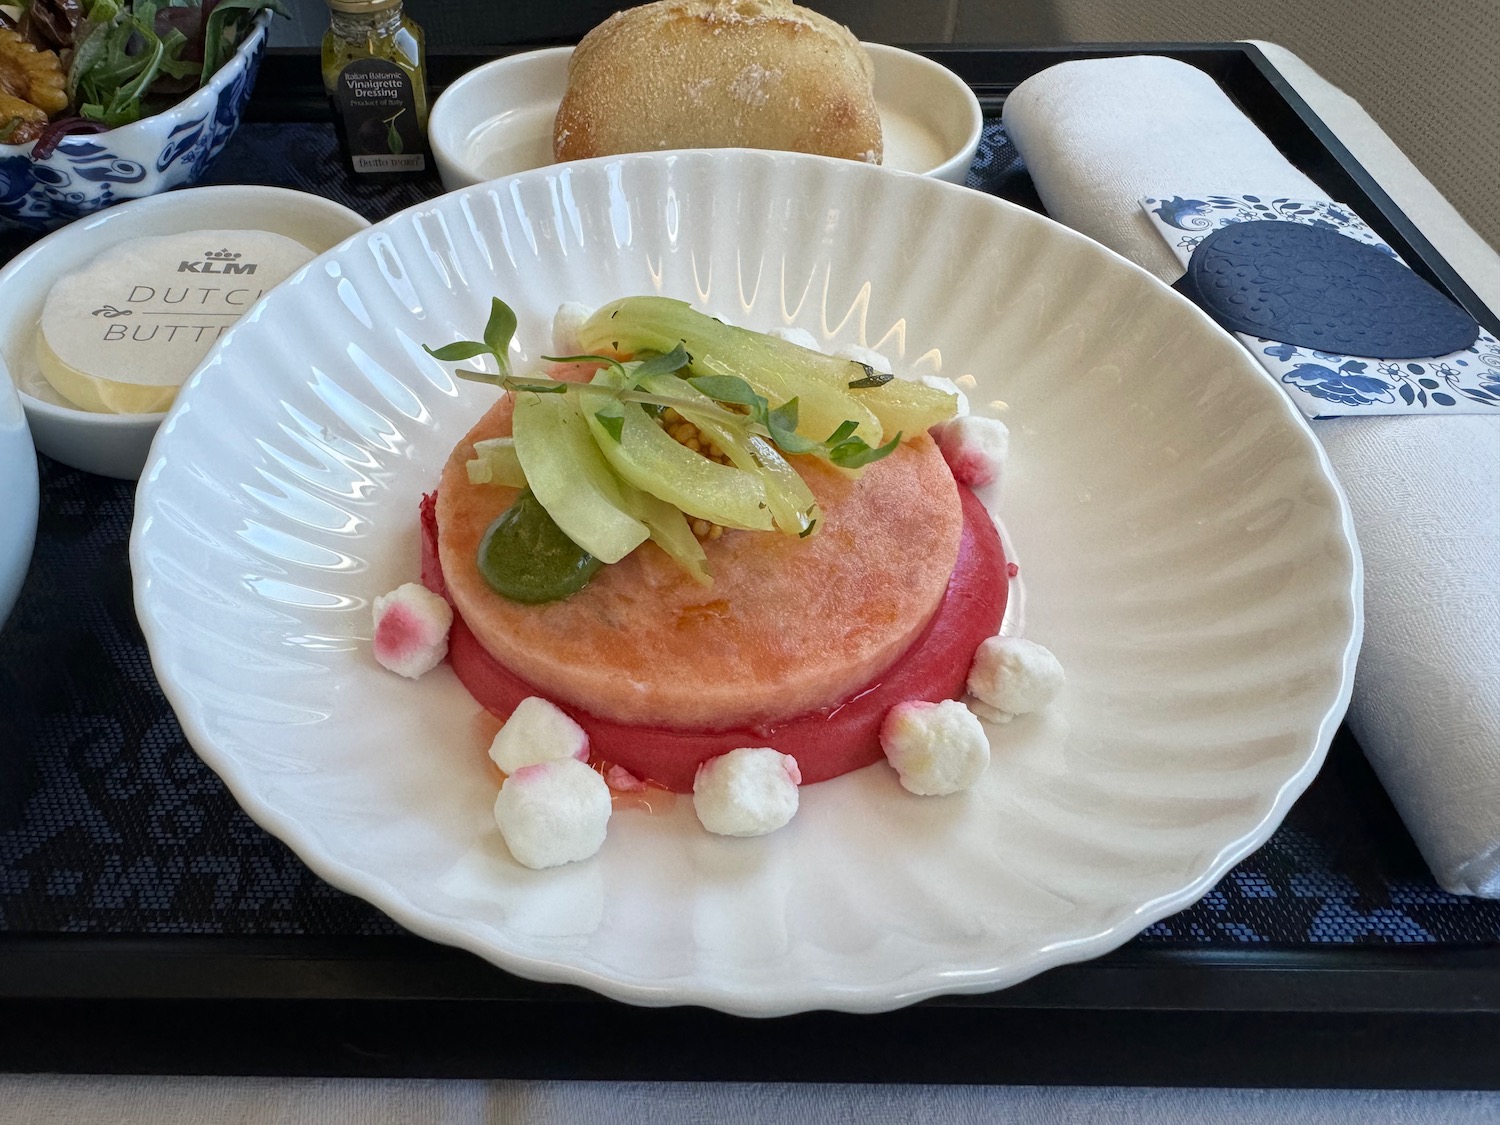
<box><xmin>1142</xmin><ymin>194</ymin><xmax>1500</xmax><ymax>419</ymax></box>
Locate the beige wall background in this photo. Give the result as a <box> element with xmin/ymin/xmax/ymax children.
<box><xmin>971</xmin><ymin>0</ymin><xmax>1500</xmax><ymax>254</ymax></box>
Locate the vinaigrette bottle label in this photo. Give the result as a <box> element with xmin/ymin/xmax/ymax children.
<box><xmin>330</xmin><ymin>58</ymin><xmax>427</xmax><ymax>174</ymax></box>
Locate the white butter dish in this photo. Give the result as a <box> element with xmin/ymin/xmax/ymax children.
<box><xmin>0</xmin><ymin>186</ymin><xmax>370</xmax><ymax>480</ymax></box>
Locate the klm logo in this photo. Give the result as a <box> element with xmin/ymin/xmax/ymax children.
<box><xmin>179</xmin><ymin>248</ymin><xmax>257</xmax><ymax>275</ymax></box>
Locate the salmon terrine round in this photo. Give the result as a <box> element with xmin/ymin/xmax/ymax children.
<box><xmin>438</xmin><ymin>393</ymin><xmax>966</xmax><ymax>727</ymax></box>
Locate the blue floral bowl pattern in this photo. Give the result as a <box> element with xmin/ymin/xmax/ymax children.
<box><xmin>0</xmin><ymin>11</ymin><xmax>272</xmax><ymax>230</ymax></box>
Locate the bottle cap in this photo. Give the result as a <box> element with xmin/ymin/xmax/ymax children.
<box><xmin>325</xmin><ymin>0</ymin><xmax>401</xmax><ymax>13</ymax></box>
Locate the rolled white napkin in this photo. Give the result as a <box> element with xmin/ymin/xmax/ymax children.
<box><xmin>1003</xmin><ymin>55</ymin><xmax>1500</xmax><ymax>896</ymax></box>
<box><xmin>1003</xmin><ymin>56</ymin><xmax>1324</xmax><ymax>285</ymax></box>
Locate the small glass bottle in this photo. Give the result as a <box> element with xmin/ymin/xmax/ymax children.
<box><xmin>321</xmin><ymin>0</ymin><xmax>430</xmax><ymax>180</ymax></box>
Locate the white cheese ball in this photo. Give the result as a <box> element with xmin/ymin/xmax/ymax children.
<box><xmin>934</xmin><ymin>415</ymin><xmax>1009</xmax><ymax>488</ymax></box>
<box><xmin>965</xmin><ymin>698</ymin><xmax>1013</xmax><ymax>725</ymax></box>
<box><xmin>488</xmin><ymin>696</ymin><xmax>590</xmax><ymax>775</ymax></box>
<box><xmin>692</xmin><ymin>748</ymin><xmax>801</xmax><ymax>837</ymax></box>
<box><xmin>766</xmin><ymin>325</ymin><xmax>822</xmax><ymax>352</ymax></box>
<box><xmin>371</xmin><ymin>582</ymin><xmax>452</xmax><ymax>678</ymax></box>
<box><xmin>879</xmin><ymin>699</ymin><xmax>990</xmax><ymax>795</ymax></box>
<box><xmin>493</xmin><ymin>758</ymin><xmax>611</xmax><ymax>869</ymax></box>
<box><xmin>551</xmin><ymin>302</ymin><xmax>593</xmax><ymax>356</ymax></box>
<box><xmin>967</xmin><ymin>636</ymin><xmax>1065</xmax><ymax>718</ymax></box>
<box><xmin>833</xmin><ymin>342</ymin><xmax>893</xmax><ymax>374</ymax></box>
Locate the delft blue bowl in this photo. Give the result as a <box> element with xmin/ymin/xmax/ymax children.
<box><xmin>0</xmin><ymin>10</ymin><xmax>272</xmax><ymax>230</ymax></box>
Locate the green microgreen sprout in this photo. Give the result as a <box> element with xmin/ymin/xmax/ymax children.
<box><xmin>827</xmin><ymin>428</ymin><xmax>903</xmax><ymax>469</ymax></box>
<box><xmin>423</xmin><ymin>297</ymin><xmax>518</xmax><ymax>381</ymax></box>
<box><xmin>630</xmin><ymin>345</ymin><xmax>693</xmax><ymax>381</ymax></box>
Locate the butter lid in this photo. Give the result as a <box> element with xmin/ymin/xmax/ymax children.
<box><xmin>37</xmin><ymin>229</ymin><xmax>315</xmax><ymax>413</ymax></box>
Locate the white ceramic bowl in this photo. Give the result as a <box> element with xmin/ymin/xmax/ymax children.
<box><xmin>429</xmin><ymin>43</ymin><xmax>983</xmax><ymax>190</ymax></box>
<box><xmin>0</xmin><ymin>10</ymin><xmax>273</xmax><ymax>229</ymax></box>
<box><xmin>0</xmin><ymin>367</ymin><xmax>38</xmax><ymax>628</ymax></box>
<box><xmin>0</xmin><ymin>185</ymin><xmax>370</xmax><ymax>480</ymax></box>
<box><xmin>132</xmin><ymin>151</ymin><xmax>1360</xmax><ymax>1017</ymax></box>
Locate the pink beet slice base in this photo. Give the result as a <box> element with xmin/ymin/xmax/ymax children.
<box><xmin>420</xmin><ymin>485</ymin><xmax>1008</xmax><ymax>792</ymax></box>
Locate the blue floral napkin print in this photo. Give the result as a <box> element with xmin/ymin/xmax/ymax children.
<box><xmin>1141</xmin><ymin>195</ymin><xmax>1500</xmax><ymax>418</ymax></box>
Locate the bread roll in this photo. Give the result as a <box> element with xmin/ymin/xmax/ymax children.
<box><xmin>553</xmin><ymin>0</ymin><xmax>882</xmax><ymax>165</ymax></box>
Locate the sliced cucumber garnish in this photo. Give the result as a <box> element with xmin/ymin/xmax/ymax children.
<box><xmin>578</xmin><ymin>376</ymin><xmax>774</xmax><ymax>532</ymax></box>
<box><xmin>466</xmin><ymin>437</ymin><xmax>527</xmax><ymax>487</ymax></box>
<box><xmin>511</xmin><ymin>390</ymin><xmax>650</xmax><ymax>563</ymax></box>
<box><xmin>636</xmin><ymin>372</ymin><xmax>820</xmax><ymax>537</ymax></box>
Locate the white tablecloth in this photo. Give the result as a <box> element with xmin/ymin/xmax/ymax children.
<box><xmin>3</xmin><ymin>43</ymin><xmax>1497</xmax><ymax>1123</ymax></box>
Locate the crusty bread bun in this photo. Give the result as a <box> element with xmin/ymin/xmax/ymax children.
<box><xmin>553</xmin><ymin>0</ymin><xmax>882</xmax><ymax>165</ymax></box>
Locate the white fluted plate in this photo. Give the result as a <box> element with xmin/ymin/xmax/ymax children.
<box><xmin>131</xmin><ymin>151</ymin><xmax>1361</xmax><ymax>1017</ymax></box>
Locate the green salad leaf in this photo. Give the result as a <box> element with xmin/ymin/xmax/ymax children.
<box><xmin>40</xmin><ymin>0</ymin><xmax>289</xmax><ymax>129</ymax></box>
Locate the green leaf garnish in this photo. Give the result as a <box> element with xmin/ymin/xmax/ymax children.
<box><xmin>775</xmin><ymin>434</ymin><xmax>822</xmax><ymax>456</ymax></box>
<box><xmin>823</xmin><ymin>419</ymin><xmax>860</xmax><ymax>446</ymax></box>
<box><xmin>767</xmin><ymin>397</ymin><xmax>799</xmax><ymax>432</ymax></box>
<box><xmin>66</xmin><ymin>0</ymin><xmax>287</xmax><ymax>129</ymax></box>
<box><xmin>83</xmin><ymin>15</ymin><xmax>165</xmax><ymax>127</ymax></box>
<box><xmin>425</xmin><ymin>341</ymin><xmax>494</xmax><ymax>363</ymax></box>
<box><xmin>630</xmin><ymin>344</ymin><xmax>691</xmax><ymax>382</ymax></box>
<box><xmin>827</xmin><ymin>430</ymin><xmax>903</xmax><ymax>470</ymax></box>
<box><xmin>766</xmin><ymin>398</ymin><xmax>818</xmax><ymax>455</ymax></box>
<box><xmin>687</xmin><ymin>374</ymin><xmax>768</xmax><ymax>419</ymax></box>
<box><xmin>594</xmin><ymin>406</ymin><xmax>625</xmax><ymax>443</ymax></box>
<box><xmin>199</xmin><ymin>0</ymin><xmax>290</xmax><ymax>84</ymax></box>
<box><xmin>422</xmin><ymin>297</ymin><xmax>518</xmax><ymax>381</ymax></box>
<box><xmin>481</xmin><ymin>297</ymin><xmax>517</xmax><ymax>375</ymax></box>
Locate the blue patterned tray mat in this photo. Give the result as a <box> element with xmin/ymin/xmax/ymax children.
<box><xmin>2</xmin><ymin>120</ymin><xmax>1499</xmax><ymax>946</ymax></box>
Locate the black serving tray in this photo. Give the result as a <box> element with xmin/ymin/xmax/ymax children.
<box><xmin>2</xmin><ymin>43</ymin><xmax>1499</xmax><ymax>1088</ymax></box>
